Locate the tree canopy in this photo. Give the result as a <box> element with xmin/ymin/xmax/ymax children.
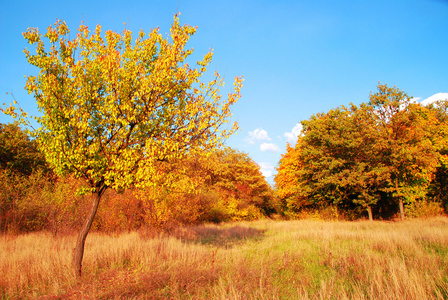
<box><xmin>3</xmin><ymin>15</ymin><xmax>243</xmax><ymax>276</ymax></box>
<box><xmin>19</xmin><ymin>16</ymin><xmax>242</xmax><ymax>192</ymax></box>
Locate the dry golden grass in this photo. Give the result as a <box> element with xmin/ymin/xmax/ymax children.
<box><xmin>1</xmin><ymin>217</ymin><xmax>448</xmax><ymax>299</ymax></box>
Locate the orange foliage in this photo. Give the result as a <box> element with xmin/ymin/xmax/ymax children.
<box><xmin>275</xmin><ymin>142</ymin><xmax>309</xmax><ymax>211</ymax></box>
<box><xmin>275</xmin><ymin>84</ymin><xmax>448</xmax><ymax>220</ymax></box>
<box><xmin>136</xmin><ymin>147</ymin><xmax>276</xmax><ymax>230</ymax></box>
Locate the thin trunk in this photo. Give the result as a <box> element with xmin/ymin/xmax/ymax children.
<box><xmin>399</xmin><ymin>198</ymin><xmax>405</xmax><ymax>221</ymax></box>
<box><xmin>72</xmin><ymin>186</ymin><xmax>106</xmax><ymax>277</ymax></box>
<box><xmin>367</xmin><ymin>205</ymin><xmax>373</xmax><ymax>221</ymax></box>
<box><xmin>396</xmin><ymin>178</ymin><xmax>405</xmax><ymax>221</ymax></box>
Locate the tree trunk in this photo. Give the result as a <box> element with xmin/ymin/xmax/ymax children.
<box><xmin>396</xmin><ymin>178</ymin><xmax>405</xmax><ymax>221</ymax></box>
<box><xmin>367</xmin><ymin>205</ymin><xmax>373</xmax><ymax>221</ymax></box>
<box><xmin>72</xmin><ymin>186</ymin><xmax>106</xmax><ymax>277</ymax></box>
<box><xmin>399</xmin><ymin>198</ymin><xmax>405</xmax><ymax>221</ymax></box>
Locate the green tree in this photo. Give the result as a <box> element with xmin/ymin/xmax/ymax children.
<box><xmin>3</xmin><ymin>16</ymin><xmax>242</xmax><ymax>276</ymax></box>
<box><xmin>297</xmin><ymin>104</ymin><xmax>387</xmax><ymax>220</ymax></box>
<box><xmin>346</xmin><ymin>103</ymin><xmax>389</xmax><ymax>220</ymax></box>
<box><xmin>0</xmin><ymin>122</ymin><xmax>46</xmax><ymax>176</ymax></box>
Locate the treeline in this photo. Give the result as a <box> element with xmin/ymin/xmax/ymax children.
<box><xmin>0</xmin><ymin>122</ymin><xmax>277</xmax><ymax>234</ymax></box>
<box><xmin>275</xmin><ymin>84</ymin><xmax>448</xmax><ymax>220</ymax></box>
<box><xmin>3</xmin><ymin>84</ymin><xmax>447</xmax><ymax>234</ymax></box>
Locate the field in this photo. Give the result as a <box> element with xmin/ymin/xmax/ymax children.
<box><xmin>1</xmin><ymin>217</ymin><xmax>448</xmax><ymax>299</ymax></box>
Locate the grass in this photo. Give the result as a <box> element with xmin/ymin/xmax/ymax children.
<box><xmin>1</xmin><ymin>217</ymin><xmax>448</xmax><ymax>299</ymax></box>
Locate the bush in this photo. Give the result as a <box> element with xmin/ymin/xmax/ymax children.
<box><xmin>405</xmin><ymin>200</ymin><xmax>445</xmax><ymax>219</ymax></box>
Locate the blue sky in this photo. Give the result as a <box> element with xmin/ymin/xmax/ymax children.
<box><xmin>1</xmin><ymin>0</ymin><xmax>448</xmax><ymax>184</ymax></box>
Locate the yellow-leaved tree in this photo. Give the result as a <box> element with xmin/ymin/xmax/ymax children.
<box><xmin>3</xmin><ymin>15</ymin><xmax>242</xmax><ymax>276</ymax></box>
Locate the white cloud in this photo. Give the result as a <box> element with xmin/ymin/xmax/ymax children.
<box><xmin>248</xmin><ymin>128</ymin><xmax>271</xmax><ymax>144</ymax></box>
<box><xmin>246</xmin><ymin>128</ymin><xmax>271</xmax><ymax>144</ymax></box>
<box><xmin>420</xmin><ymin>93</ymin><xmax>448</xmax><ymax>106</ymax></box>
<box><xmin>260</xmin><ymin>142</ymin><xmax>281</xmax><ymax>152</ymax></box>
<box><xmin>259</xmin><ymin>162</ymin><xmax>275</xmax><ymax>178</ymax></box>
<box><xmin>284</xmin><ymin>123</ymin><xmax>303</xmax><ymax>144</ymax></box>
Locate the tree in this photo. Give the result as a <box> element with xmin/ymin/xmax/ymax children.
<box><xmin>4</xmin><ymin>15</ymin><xmax>242</xmax><ymax>276</ymax></box>
<box><xmin>275</xmin><ymin>141</ymin><xmax>309</xmax><ymax>213</ymax></box>
<box><xmin>345</xmin><ymin>103</ymin><xmax>389</xmax><ymax>221</ymax></box>
<box><xmin>369</xmin><ymin>84</ymin><xmax>440</xmax><ymax>220</ymax></box>
<box><xmin>415</xmin><ymin>100</ymin><xmax>448</xmax><ymax>212</ymax></box>
<box><xmin>206</xmin><ymin>147</ymin><xmax>276</xmax><ymax>219</ymax></box>
<box><xmin>296</xmin><ymin>104</ymin><xmax>387</xmax><ymax>220</ymax></box>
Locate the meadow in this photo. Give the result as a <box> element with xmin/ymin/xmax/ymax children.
<box><xmin>1</xmin><ymin>217</ymin><xmax>448</xmax><ymax>299</ymax></box>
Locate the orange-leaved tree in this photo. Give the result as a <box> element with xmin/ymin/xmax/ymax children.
<box><xmin>3</xmin><ymin>15</ymin><xmax>242</xmax><ymax>276</ymax></box>
<box><xmin>139</xmin><ymin>147</ymin><xmax>276</xmax><ymax>226</ymax></box>
<box><xmin>275</xmin><ymin>141</ymin><xmax>309</xmax><ymax>213</ymax></box>
<box><xmin>369</xmin><ymin>84</ymin><xmax>440</xmax><ymax>220</ymax></box>
<box><xmin>205</xmin><ymin>147</ymin><xmax>276</xmax><ymax>220</ymax></box>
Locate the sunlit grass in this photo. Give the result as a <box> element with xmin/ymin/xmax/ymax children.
<box><xmin>1</xmin><ymin>217</ymin><xmax>448</xmax><ymax>299</ymax></box>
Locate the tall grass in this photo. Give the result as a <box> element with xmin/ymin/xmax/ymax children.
<box><xmin>2</xmin><ymin>217</ymin><xmax>448</xmax><ymax>299</ymax></box>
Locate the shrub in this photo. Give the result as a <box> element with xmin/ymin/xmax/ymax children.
<box><xmin>405</xmin><ymin>200</ymin><xmax>445</xmax><ymax>218</ymax></box>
